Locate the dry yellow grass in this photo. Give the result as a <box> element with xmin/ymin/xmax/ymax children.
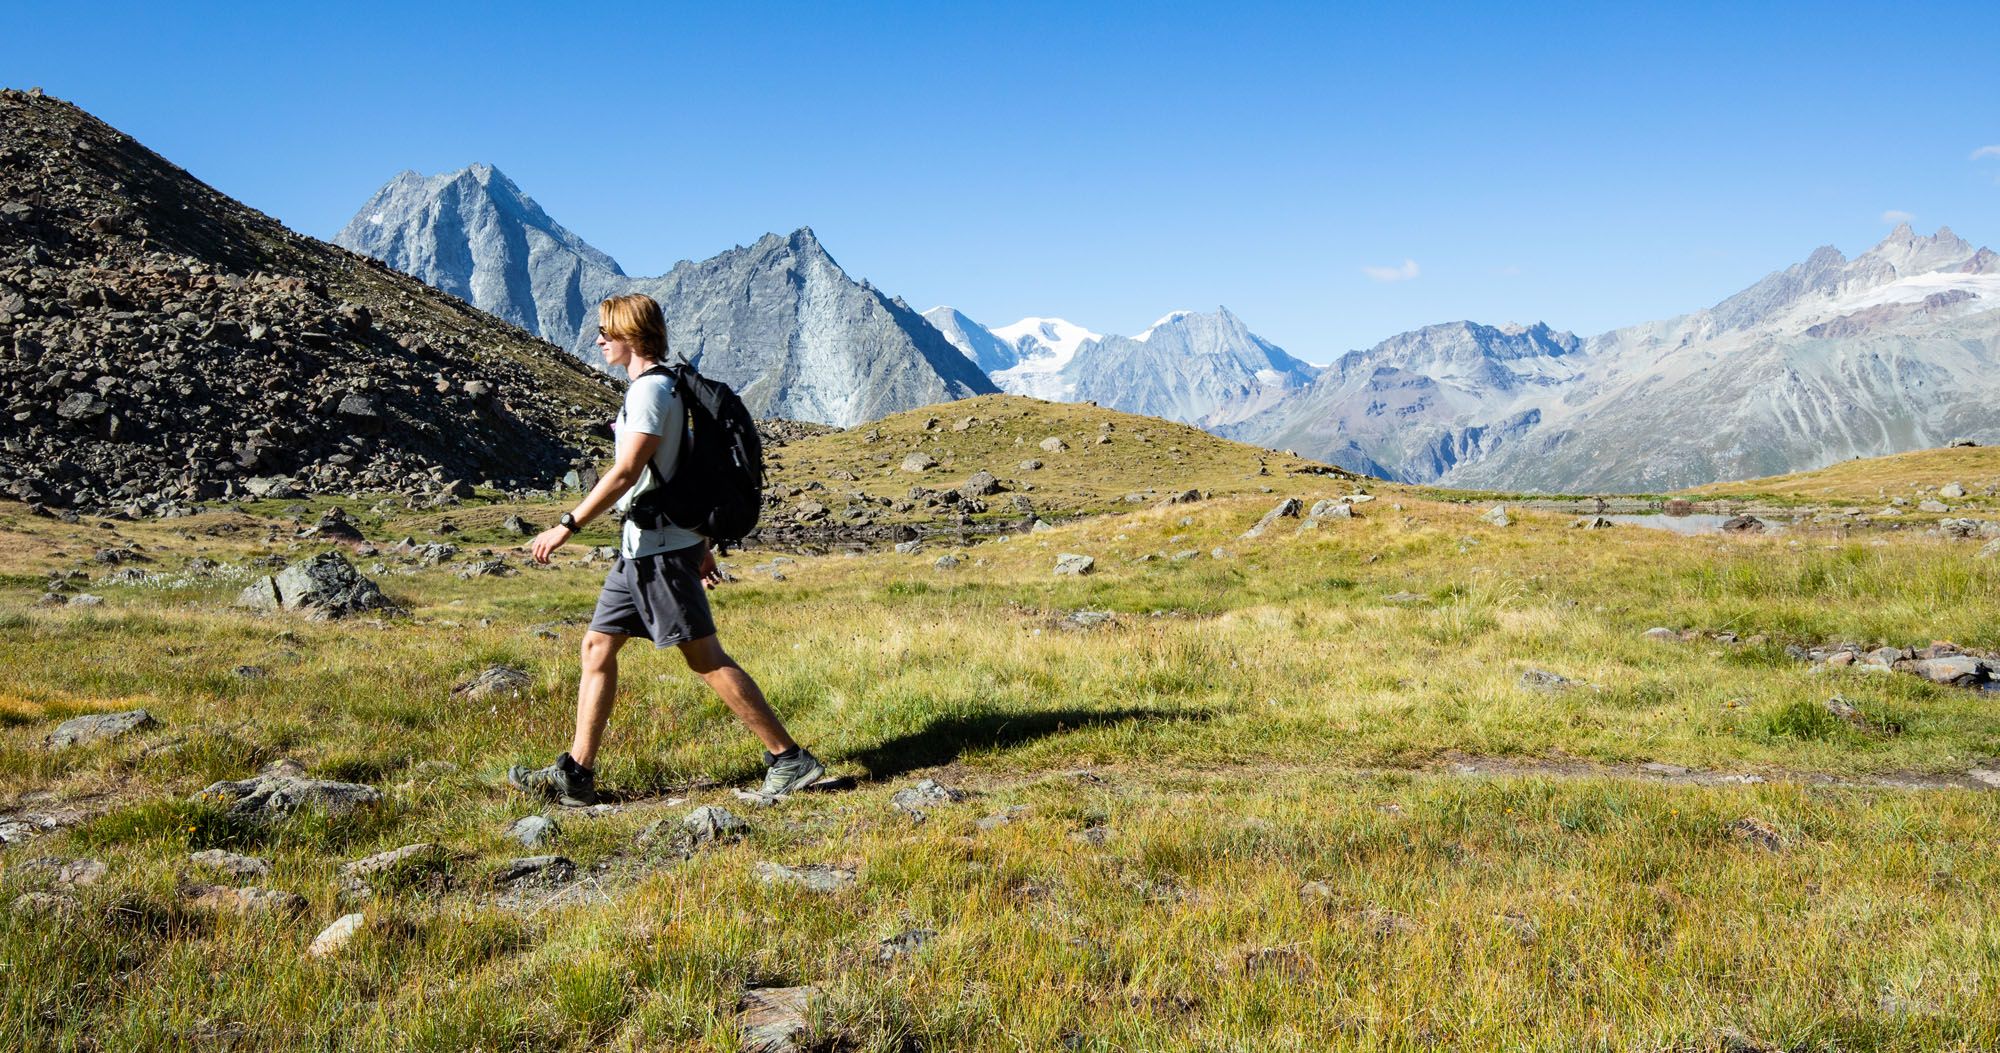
<box><xmin>1680</xmin><ymin>444</ymin><xmax>2000</xmax><ymax>506</ymax></box>
<box><xmin>763</xmin><ymin>393</ymin><xmax>1362</xmax><ymax>523</ymax></box>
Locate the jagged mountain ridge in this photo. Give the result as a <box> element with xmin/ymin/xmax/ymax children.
<box><xmin>0</xmin><ymin>89</ymin><xmax>620</xmax><ymax>514</ymax></box>
<box><xmin>1447</xmin><ymin>225</ymin><xmax>2000</xmax><ymax>492</ymax></box>
<box><xmin>924</xmin><ymin>306</ymin><xmax>1319</xmax><ymax>428</ymax></box>
<box><xmin>1223</xmin><ymin>321</ymin><xmax>1583</xmax><ymax>481</ymax></box>
<box><xmin>1233</xmin><ymin>225</ymin><xmax>2000</xmax><ymax>491</ymax></box>
<box><xmin>337</xmin><ymin>164</ymin><xmax>628</xmax><ymax>351</ymax></box>
<box><xmin>337</xmin><ymin>166</ymin><xmax>994</xmax><ymax>427</ymax></box>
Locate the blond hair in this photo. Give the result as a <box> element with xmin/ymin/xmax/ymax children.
<box><xmin>598</xmin><ymin>294</ymin><xmax>668</xmax><ymax>360</ymax></box>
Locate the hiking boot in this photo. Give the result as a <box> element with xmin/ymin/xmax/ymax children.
<box><xmin>508</xmin><ymin>752</ymin><xmax>597</xmax><ymax>806</ymax></box>
<box><xmin>735</xmin><ymin>747</ymin><xmax>826</xmax><ymax>803</ymax></box>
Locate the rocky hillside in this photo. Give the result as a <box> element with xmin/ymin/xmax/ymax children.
<box><xmin>337</xmin><ymin>167</ymin><xmax>995</xmax><ymax>427</ymax></box>
<box><xmin>0</xmin><ymin>90</ymin><xmax>621</xmax><ymax>516</ymax></box>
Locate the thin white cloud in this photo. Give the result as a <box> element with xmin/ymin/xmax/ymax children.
<box><xmin>1494</xmin><ymin>264</ymin><xmax>1523</xmax><ymax>277</ymax></box>
<box><xmin>1362</xmin><ymin>258</ymin><xmax>1421</xmax><ymax>283</ymax></box>
<box><xmin>1881</xmin><ymin>209</ymin><xmax>1916</xmax><ymax>224</ymax></box>
<box><xmin>1971</xmin><ymin>145</ymin><xmax>2000</xmax><ymax>160</ymax></box>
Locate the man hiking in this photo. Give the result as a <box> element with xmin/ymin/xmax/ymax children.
<box><xmin>510</xmin><ymin>293</ymin><xmax>826</xmax><ymax>806</ymax></box>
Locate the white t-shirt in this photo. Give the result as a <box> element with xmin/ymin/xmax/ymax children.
<box><xmin>614</xmin><ymin>372</ymin><xmax>705</xmax><ymax>558</ymax></box>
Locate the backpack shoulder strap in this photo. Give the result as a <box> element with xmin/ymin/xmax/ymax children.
<box><xmin>630</xmin><ymin>364</ymin><xmax>690</xmax><ymax>490</ymax></box>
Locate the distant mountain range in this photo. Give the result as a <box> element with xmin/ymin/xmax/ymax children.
<box><xmin>335</xmin><ymin>166</ymin><xmax>992</xmax><ymax>428</ymax></box>
<box><xmin>1243</xmin><ymin>224</ymin><xmax>1999</xmax><ymax>492</ymax></box>
<box><xmin>336</xmin><ymin>165</ymin><xmax>1999</xmax><ymax>492</ymax></box>
<box><xmin>922</xmin><ymin>306</ymin><xmax>1318</xmax><ymax>430</ymax></box>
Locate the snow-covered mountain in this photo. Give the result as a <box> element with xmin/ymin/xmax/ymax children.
<box><xmin>1235</xmin><ymin>224</ymin><xmax>2000</xmax><ymax>490</ymax></box>
<box><xmin>1073</xmin><ymin>308</ymin><xmax>1321</xmax><ymax>428</ymax></box>
<box><xmin>988</xmin><ymin>317</ymin><xmax>1105</xmax><ymax>401</ymax></box>
<box><xmin>922</xmin><ymin>306</ymin><xmax>1020</xmax><ymax>374</ymax></box>
<box><xmin>924</xmin><ymin>307</ymin><xmax>1318</xmax><ymax>426</ymax></box>
<box><xmin>336</xmin><ymin>165</ymin><xmax>994</xmax><ymax>427</ymax></box>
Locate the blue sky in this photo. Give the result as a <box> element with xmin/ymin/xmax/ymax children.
<box><xmin>8</xmin><ymin>1</ymin><xmax>1998</xmax><ymax>362</ymax></box>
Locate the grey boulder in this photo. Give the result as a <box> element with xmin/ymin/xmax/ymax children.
<box><xmin>238</xmin><ymin>552</ymin><xmax>393</xmax><ymax>618</ymax></box>
<box><xmin>1053</xmin><ymin>553</ymin><xmax>1094</xmax><ymax>576</ymax></box>
<box><xmin>194</xmin><ymin>759</ymin><xmax>382</xmax><ymax>818</ymax></box>
<box><xmin>1242</xmin><ymin>497</ymin><xmax>1303</xmax><ymax>538</ymax></box>
<box><xmin>46</xmin><ymin>708</ymin><xmax>156</xmax><ymax>749</ymax></box>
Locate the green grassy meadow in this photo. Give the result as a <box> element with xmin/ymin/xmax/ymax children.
<box><xmin>3</xmin><ymin>409</ymin><xmax>1999</xmax><ymax>1051</ymax></box>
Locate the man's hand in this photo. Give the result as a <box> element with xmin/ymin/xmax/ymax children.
<box><xmin>530</xmin><ymin>525</ymin><xmax>573</xmax><ymax>565</ymax></box>
<box><xmin>699</xmin><ymin>548</ymin><xmax>724</xmax><ymax>589</ymax></box>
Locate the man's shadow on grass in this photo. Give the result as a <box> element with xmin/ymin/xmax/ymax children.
<box><xmin>847</xmin><ymin>706</ymin><xmax>1207</xmax><ymax>780</ymax></box>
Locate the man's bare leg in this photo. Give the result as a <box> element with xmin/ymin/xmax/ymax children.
<box><xmin>568</xmin><ymin>629</ymin><xmax>629</xmax><ymax>769</ymax></box>
<box><xmin>678</xmin><ymin>634</ymin><xmax>797</xmax><ymax>755</ymax></box>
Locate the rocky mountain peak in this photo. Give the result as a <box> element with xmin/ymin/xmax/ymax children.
<box><xmin>1859</xmin><ymin>223</ymin><xmax>1978</xmax><ymax>276</ymax></box>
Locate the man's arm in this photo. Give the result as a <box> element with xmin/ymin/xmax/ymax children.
<box><xmin>529</xmin><ymin>430</ymin><xmax>663</xmax><ymax>564</ymax></box>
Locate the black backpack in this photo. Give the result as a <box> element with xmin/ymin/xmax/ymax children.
<box><xmin>626</xmin><ymin>362</ymin><xmax>764</xmax><ymax>552</ymax></box>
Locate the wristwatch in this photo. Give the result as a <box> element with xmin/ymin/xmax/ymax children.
<box><xmin>559</xmin><ymin>512</ymin><xmax>579</xmax><ymax>531</ymax></box>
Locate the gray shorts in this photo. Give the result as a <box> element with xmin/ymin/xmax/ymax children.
<box><xmin>587</xmin><ymin>545</ymin><xmax>716</xmax><ymax>648</ymax></box>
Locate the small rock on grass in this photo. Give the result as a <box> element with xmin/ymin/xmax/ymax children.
<box><xmin>1241</xmin><ymin>497</ymin><xmax>1302</xmax><ymax>538</ymax></box>
<box><xmin>337</xmin><ymin>843</ymin><xmax>450</xmax><ymax>900</ymax></box>
<box><xmin>1911</xmin><ymin>655</ymin><xmax>1986</xmax><ymax>687</ymax></box>
<box><xmin>11</xmin><ymin>891</ymin><xmax>77</xmax><ymax>917</ymax></box>
<box><xmin>683</xmin><ymin>805</ymin><xmax>751</xmax><ymax>845</ymax></box>
<box><xmin>183</xmin><ymin>884</ymin><xmax>307</xmax><ymax>917</ymax></box>
<box><xmin>45</xmin><ymin>709</ymin><xmax>156</xmax><ymax>749</ymax></box>
<box><xmin>738</xmin><ymin>984</ymin><xmax>821</xmax><ymax>1053</ymax></box>
<box><xmin>753</xmin><ymin>862</ymin><xmax>856</xmax><ymax>893</ymax></box>
<box><xmin>1518</xmin><ymin>669</ymin><xmax>1575</xmax><ymax>692</ymax></box>
<box><xmin>506</xmin><ymin>815</ymin><xmax>558</xmax><ymax>848</ymax></box>
<box><xmin>308</xmin><ymin>912</ymin><xmax>365</xmax><ymax>957</ymax></box>
<box><xmin>492</xmin><ymin>856</ymin><xmax>574</xmax><ymax>888</ymax></box>
<box><xmin>637</xmin><ymin>805</ymin><xmax>751</xmax><ymax>858</ymax></box>
<box><xmin>889</xmin><ymin>779</ymin><xmax>969</xmax><ymax>823</ymax></box>
<box><xmin>975</xmin><ymin>805</ymin><xmax>1030</xmax><ymax>832</ymax></box>
<box><xmin>452</xmin><ymin>665</ymin><xmax>532</xmax><ymax>701</ymax></box>
<box><xmin>195</xmin><ymin>759</ymin><xmax>381</xmax><ymax>819</ymax></box>
<box><xmin>1053</xmin><ymin>553</ymin><xmax>1094</xmax><ymax>576</ymax></box>
<box><xmin>189</xmin><ymin>848</ymin><xmax>271</xmax><ymax>878</ymax></box>
<box><xmin>16</xmin><ymin>856</ymin><xmax>107</xmax><ymax>886</ymax></box>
